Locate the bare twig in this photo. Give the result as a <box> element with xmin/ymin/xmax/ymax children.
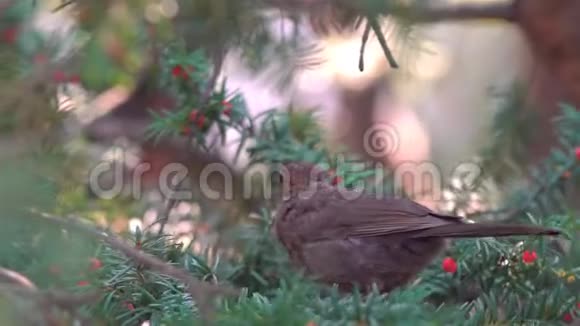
<box><xmin>268</xmin><ymin>0</ymin><xmax>516</xmax><ymax>22</ymax></box>
<box><xmin>0</xmin><ymin>258</ymin><xmax>97</xmax><ymax>323</ymax></box>
<box><xmin>368</xmin><ymin>16</ymin><xmax>398</xmax><ymax>69</ymax></box>
<box><xmin>0</xmin><ymin>268</ymin><xmax>37</xmax><ymax>290</ymax></box>
<box><xmin>402</xmin><ymin>2</ymin><xmax>516</xmax><ymax>23</ymax></box>
<box><xmin>358</xmin><ymin>22</ymin><xmax>371</xmax><ymax>72</ymax></box>
<box><xmin>201</xmin><ymin>47</ymin><xmax>226</xmax><ymax>105</ymax></box>
<box><xmin>33</xmin><ymin>211</ymin><xmax>239</xmax><ymax>320</ymax></box>
<box><xmin>156</xmin><ymin>195</ymin><xmax>179</xmax><ymax>235</ymax></box>
<box><xmin>52</xmin><ymin>0</ymin><xmax>75</xmax><ymax>12</ymax></box>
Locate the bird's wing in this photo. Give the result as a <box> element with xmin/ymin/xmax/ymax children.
<box><xmin>295</xmin><ymin>189</ymin><xmax>462</xmax><ymax>242</ymax></box>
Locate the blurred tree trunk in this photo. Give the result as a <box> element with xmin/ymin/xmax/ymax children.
<box><xmin>517</xmin><ymin>0</ymin><xmax>580</xmax><ymax>105</ymax></box>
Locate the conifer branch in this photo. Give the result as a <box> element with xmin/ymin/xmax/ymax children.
<box><xmin>33</xmin><ymin>211</ymin><xmax>239</xmax><ymax>321</ymax></box>
<box><xmin>155</xmin><ymin>46</ymin><xmax>227</xmax><ymax>234</ymax></box>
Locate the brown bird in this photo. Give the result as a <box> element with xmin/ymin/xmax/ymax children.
<box><xmin>272</xmin><ymin>162</ymin><xmax>561</xmax><ymax>293</ymax></box>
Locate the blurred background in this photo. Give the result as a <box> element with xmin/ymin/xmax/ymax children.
<box><xmin>0</xmin><ymin>0</ymin><xmax>579</xmax><ymax>324</ymax></box>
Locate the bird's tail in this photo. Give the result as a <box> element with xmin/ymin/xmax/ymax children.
<box><xmin>410</xmin><ymin>223</ymin><xmax>560</xmax><ymax>239</ymax></box>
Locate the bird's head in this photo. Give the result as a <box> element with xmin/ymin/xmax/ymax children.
<box><xmin>277</xmin><ymin>161</ymin><xmax>331</xmax><ymax>195</ymax></box>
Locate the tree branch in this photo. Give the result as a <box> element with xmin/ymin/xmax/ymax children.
<box><xmin>153</xmin><ymin>46</ymin><xmax>227</xmax><ymax>235</ymax></box>
<box><xmin>368</xmin><ymin>16</ymin><xmax>398</xmax><ymax>68</ymax></box>
<box><xmin>359</xmin><ymin>22</ymin><xmax>371</xmax><ymax>71</ymax></box>
<box><xmin>268</xmin><ymin>0</ymin><xmax>516</xmax><ymax>23</ymax></box>
<box><xmin>0</xmin><ymin>268</ymin><xmax>37</xmax><ymax>290</ymax></box>
<box><xmin>0</xmin><ymin>283</ymin><xmax>100</xmax><ymax>325</ymax></box>
<box><xmin>32</xmin><ymin>210</ymin><xmax>239</xmax><ymax>321</ymax></box>
<box><xmin>404</xmin><ymin>2</ymin><xmax>517</xmax><ymax>23</ymax></box>
<box><xmin>2</xmin><ymin>286</ymin><xmax>102</xmax><ymax>310</ymax></box>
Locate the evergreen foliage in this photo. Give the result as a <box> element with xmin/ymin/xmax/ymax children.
<box><xmin>0</xmin><ymin>0</ymin><xmax>578</xmax><ymax>325</ymax></box>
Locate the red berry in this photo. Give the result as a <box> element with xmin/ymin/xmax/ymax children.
<box><xmin>563</xmin><ymin>312</ymin><xmax>573</xmax><ymax>323</ymax></box>
<box><xmin>522</xmin><ymin>250</ymin><xmax>537</xmax><ymax>264</ymax></box>
<box><xmin>222</xmin><ymin>100</ymin><xmax>233</xmax><ymax>109</ymax></box>
<box><xmin>2</xmin><ymin>28</ymin><xmax>17</xmax><ymax>43</ymax></box>
<box><xmin>52</xmin><ymin>71</ymin><xmax>69</xmax><ymax>83</ymax></box>
<box><xmin>77</xmin><ymin>280</ymin><xmax>90</xmax><ymax>287</ymax></box>
<box><xmin>135</xmin><ymin>241</ymin><xmax>141</xmax><ymax>249</ymax></box>
<box><xmin>68</xmin><ymin>75</ymin><xmax>81</xmax><ymax>84</ymax></box>
<box><xmin>331</xmin><ymin>175</ymin><xmax>342</xmax><ymax>186</ymax></box>
<box><xmin>188</xmin><ymin>110</ymin><xmax>198</xmax><ymax>122</ymax></box>
<box><xmin>89</xmin><ymin>258</ymin><xmax>102</xmax><ymax>271</ymax></box>
<box><xmin>575</xmin><ymin>147</ymin><xmax>580</xmax><ymax>161</ymax></box>
<box><xmin>181</xmin><ymin>126</ymin><xmax>191</xmax><ymax>135</ymax></box>
<box><xmin>171</xmin><ymin>65</ymin><xmax>187</xmax><ymax>78</ymax></box>
<box><xmin>124</xmin><ymin>302</ymin><xmax>135</xmax><ymax>311</ymax></box>
<box><xmin>576</xmin><ymin>302</ymin><xmax>580</xmax><ymax>309</ymax></box>
<box><xmin>196</xmin><ymin>114</ymin><xmax>206</xmax><ymax>128</ymax></box>
<box><xmin>442</xmin><ymin>257</ymin><xmax>457</xmax><ymax>273</ymax></box>
<box><xmin>562</xmin><ymin>171</ymin><xmax>572</xmax><ymax>179</ymax></box>
<box><xmin>222</xmin><ymin>108</ymin><xmax>232</xmax><ymax>117</ymax></box>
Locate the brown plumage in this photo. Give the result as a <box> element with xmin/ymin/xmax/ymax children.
<box><xmin>273</xmin><ymin>162</ymin><xmax>561</xmax><ymax>293</ymax></box>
